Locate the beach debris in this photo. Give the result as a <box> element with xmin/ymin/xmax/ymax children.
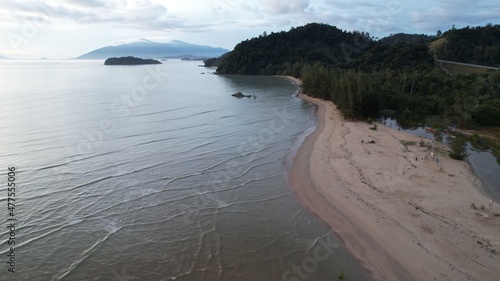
<box><xmin>481</xmin><ymin>205</ymin><xmax>486</xmax><ymax>210</ymax></box>
<box><xmin>476</xmin><ymin>212</ymin><xmax>489</xmax><ymax>218</ymax></box>
<box><xmin>368</xmin><ymin>140</ymin><xmax>376</xmax><ymax>144</ymax></box>
<box><xmin>470</xmin><ymin>203</ymin><xmax>478</xmax><ymax>210</ymax></box>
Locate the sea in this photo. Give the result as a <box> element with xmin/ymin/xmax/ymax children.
<box><xmin>0</xmin><ymin>60</ymin><xmax>372</xmax><ymax>281</ymax></box>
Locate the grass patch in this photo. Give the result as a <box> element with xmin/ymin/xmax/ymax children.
<box><xmin>401</xmin><ymin>140</ymin><xmax>417</xmax><ymax>146</ymax></box>
<box><xmin>401</xmin><ymin>140</ymin><xmax>417</xmax><ymax>152</ymax></box>
<box><xmin>419</xmin><ymin>139</ymin><xmax>428</xmax><ymax>148</ymax></box>
<box><xmin>429</xmin><ymin>38</ymin><xmax>446</xmax><ymax>55</ymax></box>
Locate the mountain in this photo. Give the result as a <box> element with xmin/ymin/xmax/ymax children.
<box><xmin>77</xmin><ymin>40</ymin><xmax>229</xmax><ymax>59</ymax></box>
<box><xmin>0</xmin><ymin>55</ymin><xmax>12</xmax><ymax>60</ymax></box>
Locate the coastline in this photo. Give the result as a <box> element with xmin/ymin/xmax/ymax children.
<box><xmin>284</xmin><ymin>76</ymin><xmax>500</xmax><ymax>280</ymax></box>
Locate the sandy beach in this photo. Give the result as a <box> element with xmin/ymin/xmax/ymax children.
<box><xmin>286</xmin><ymin>77</ymin><xmax>500</xmax><ymax>280</ymax></box>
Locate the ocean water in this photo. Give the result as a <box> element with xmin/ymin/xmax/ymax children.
<box><xmin>0</xmin><ymin>60</ymin><xmax>371</xmax><ymax>281</ymax></box>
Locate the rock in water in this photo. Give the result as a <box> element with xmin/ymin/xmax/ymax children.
<box><xmin>232</xmin><ymin>91</ymin><xmax>252</xmax><ymax>98</ymax></box>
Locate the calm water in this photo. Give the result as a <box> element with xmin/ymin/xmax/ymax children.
<box><xmin>0</xmin><ymin>60</ymin><xmax>371</xmax><ymax>281</ymax></box>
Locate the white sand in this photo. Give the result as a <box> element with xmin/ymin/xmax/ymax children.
<box><xmin>286</xmin><ymin>77</ymin><xmax>500</xmax><ymax>280</ymax></box>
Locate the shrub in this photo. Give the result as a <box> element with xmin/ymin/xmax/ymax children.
<box><xmin>449</xmin><ymin>138</ymin><xmax>469</xmax><ymax>160</ymax></box>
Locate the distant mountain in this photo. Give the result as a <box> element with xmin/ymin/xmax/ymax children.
<box><xmin>77</xmin><ymin>40</ymin><xmax>229</xmax><ymax>59</ymax></box>
<box><xmin>0</xmin><ymin>55</ymin><xmax>12</xmax><ymax>60</ymax></box>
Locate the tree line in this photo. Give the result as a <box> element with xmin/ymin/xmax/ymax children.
<box><xmin>301</xmin><ymin>62</ymin><xmax>500</xmax><ymax>127</ymax></box>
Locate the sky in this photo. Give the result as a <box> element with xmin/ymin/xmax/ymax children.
<box><xmin>0</xmin><ymin>0</ymin><xmax>498</xmax><ymax>59</ymax></box>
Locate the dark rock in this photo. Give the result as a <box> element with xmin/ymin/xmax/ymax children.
<box><xmin>232</xmin><ymin>91</ymin><xmax>253</xmax><ymax>98</ymax></box>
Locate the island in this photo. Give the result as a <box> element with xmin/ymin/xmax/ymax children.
<box><xmin>104</xmin><ymin>56</ymin><xmax>161</xmax><ymax>65</ymax></box>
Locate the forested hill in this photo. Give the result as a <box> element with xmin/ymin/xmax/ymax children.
<box><xmin>435</xmin><ymin>24</ymin><xmax>500</xmax><ymax>67</ymax></box>
<box><xmin>378</xmin><ymin>33</ymin><xmax>434</xmax><ymax>45</ymax></box>
<box><xmin>215</xmin><ymin>23</ymin><xmax>373</xmax><ymax>75</ymax></box>
<box><xmin>211</xmin><ymin>23</ymin><xmax>438</xmax><ymax>75</ymax></box>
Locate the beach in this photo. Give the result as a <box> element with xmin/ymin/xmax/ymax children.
<box><xmin>286</xmin><ymin>77</ymin><xmax>500</xmax><ymax>280</ymax></box>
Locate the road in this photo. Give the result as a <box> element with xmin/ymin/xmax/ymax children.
<box><xmin>436</xmin><ymin>59</ymin><xmax>499</xmax><ymax>70</ymax></box>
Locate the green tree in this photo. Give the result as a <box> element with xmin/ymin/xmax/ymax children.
<box><xmin>449</xmin><ymin>138</ymin><xmax>469</xmax><ymax>160</ymax></box>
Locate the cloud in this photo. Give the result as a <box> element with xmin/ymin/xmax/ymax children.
<box><xmin>261</xmin><ymin>0</ymin><xmax>310</xmax><ymax>15</ymax></box>
<box><xmin>0</xmin><ymin>0</ymin><xmax>188</xmax><ymax>30</ymax></box>
<box><xmin>410</xmin><ymin>0</ymin><xmax>499</xmax><ymax>31</ymax></box>
<box><xmin>322</xmin><ymin>0</ymin><xmax>384</xmax><ymax>10</ymax></box>
<box><xmin>0</xmin><ymin>0</ymin><xmax>498</xmax><ymax>59</ymax></box>
<box><xmin>64</xmin><ymin>0</ymin><xmax>108</xmax><ymax>8</ymax></box>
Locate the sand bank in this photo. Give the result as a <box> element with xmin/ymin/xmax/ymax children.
<box><xmin>285</xmin><ymin>77</ymin><xmax>500</xmax><ymax>280</ymax></box>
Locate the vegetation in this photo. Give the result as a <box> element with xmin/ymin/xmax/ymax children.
<box><xmin>435</xmin><ymin>24</ymin><xmax>500</xmax><ymax>67</ymax></box>
<box><xmin>215</xmin><ymin>23</ymin><xmax>373</xmax><ymax>75</ymax></box>
<box><xmin>338</xmin><ymin>272</ymin><xmax>345</xmax><ymax>280</ymax></box>
<box><xmin>204</xmin><ymin>53</ymin><xmax>230</xmax><ymax>67</ymax></box>
<box><xmin>104</xmin><ymin>56</ymin><xmax>161</xmax><ymax>65</ymax></box>
<box><xmin>449</xmin><ymin>138</ymin><xmax>469</xmax><ymax>160</ymax></box>
<box><xmin>401</xmin><ymin>140</ymin><xmax>417</xmax><ymax>146</ymax></box>
<box><xmin>378</xmin><ymin>33</ymin><xmax>434</xmax><ymax>45</ymax></box>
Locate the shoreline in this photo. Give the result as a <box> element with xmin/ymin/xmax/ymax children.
<box><xmin>284</xmin><ymin>77</ymin><xmax>500</xmax><ymax>280</ymax></box>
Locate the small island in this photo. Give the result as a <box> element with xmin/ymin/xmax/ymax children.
<box><xmin>104</xmin><ymin>56</ymin><xmax>161</xmax><ymax>65</ymax></box>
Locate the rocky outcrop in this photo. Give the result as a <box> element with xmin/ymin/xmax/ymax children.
<box><xmin>232</xmin><ymin>92</ymin><xmax>255</xmax><ymax>98</ymax></box>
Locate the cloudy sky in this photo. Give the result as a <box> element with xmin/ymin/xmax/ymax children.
<box><xmin>0</xmin><ymin>0</ymin><xmax>498</xmax><ymax>59</ymax></box>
